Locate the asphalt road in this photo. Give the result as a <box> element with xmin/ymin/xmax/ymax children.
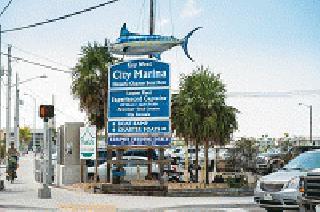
<box><xmin>0</xmin><ymin>153</ymin><xmax>266</xmax><ymax>212</ymax></box>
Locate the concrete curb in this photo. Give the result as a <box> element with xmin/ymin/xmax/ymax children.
<box><xmin>167</xmin><ymin>188</ymin><xmax>254</xmax><ymax>197</ymax></box>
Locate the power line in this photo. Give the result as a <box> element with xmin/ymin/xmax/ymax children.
<box><xmin>0</xmin><ymin>52</ymin><xmax>73</xmax><ymax>74</ymax></box>
<box><xmin>227</xmin><ymin>90</ymin><xmax>320</xmax><ymax>98</ymax></box>
<box><xmin>0</xmin><ymin>0</ymin><xmax>14</xmax><ymax>18</ymax></box>
<box><xmin>0</xmin><ymin>0</ymin><xmax>120</xmax><ymax>34</ymax></box>
<box><xmin>23</xmin><ymin>87</ymin><xmax>79</xmax><ymax>122</ymax></box>
<box><xmin>6</xmin><ymin>43</ymin><xmax>72</xmax><ymax>69</ymax></box>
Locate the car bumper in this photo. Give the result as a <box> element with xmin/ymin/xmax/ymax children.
<box><xmin>254</xmin><ymin>189</ymin><xmax>299</xmax><ymax>209</ymax></box>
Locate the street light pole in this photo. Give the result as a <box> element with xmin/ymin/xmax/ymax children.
<box><xmin>310</xmin><ymin>105</ymin><xmax>313</xmax><ymax>146</ymax></box>
<box><xmin>14</xmin><ymin>73</ymin><xmax>20</xmax><ymax>151</ymax></box>
<box><xmin>299</xmin><ymin>103</ymin><xmax>313</xmax><ymax>146</ymax></box>
<box><xmin>6</xmin><ymin>45</ymin><xmax>12</xmax><ymax>152</ymax></box>
<box><xmin>12</xmin><ymin>75</ymin><xmax>47</xmax><ymax>152</ymax></box>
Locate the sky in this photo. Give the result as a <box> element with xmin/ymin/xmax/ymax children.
<box><xmin>0</xmin><ymin>0</ymin><xmax>319</xmax><ymax>138</ymax></box>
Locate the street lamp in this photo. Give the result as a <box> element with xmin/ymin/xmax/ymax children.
<box><xmin>298</xmin><ymin>103</ymin><xmax>313</xmax><ymax>146</ymax></box>
<box><xmin>12</xmin><ymin>74</ymin><xmax>48</xmax><ymax>151</ymax></box>
<box><xmin>23</xmin><ymin>93</ymin><xmax>37</xmax><ymax>153</ymax></box>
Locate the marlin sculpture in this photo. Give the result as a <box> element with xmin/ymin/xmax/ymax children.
<box><xmin>108</xmin><ymin>23</ymin><xmax>202</xmax><ymax>61</ymax></box>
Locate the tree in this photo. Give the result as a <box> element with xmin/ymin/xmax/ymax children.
<box><xmin>235</xmin><ymin>137</ymin><xmax>258</xmax><ymax>172</ymax></box>
<box><xmin>71</xmin><ymin>41</ymin><xmax>118</xmax><ymax>129</ymax></box>
<box><xmin>19</xmin><ymin>127</ymin><xmax>32</xmax><ymax>150</ymax></box>
<box><xmin>172</xmin><ymin>66</ymin><xmax>238</xmax><ymax>184</ymax></box>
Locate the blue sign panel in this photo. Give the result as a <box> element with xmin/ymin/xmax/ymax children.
<box><xmin>109</xmin><ymin>60</ymin><xmax>169</xmax><ymax>88</ymax></box>
<box><xmin>108</xmin><ymin>120</ymin><xmax>170</xmax><ymax>134</ymax></box>
<box><xmin>108</xmin><ymin>137</ymin><xmax>171</xmax><ymax>146</ymax></box>
<box><xmin>108</xmin><ymin>89</ymin><xmax>169</xmax><ymax>118</ymax></box>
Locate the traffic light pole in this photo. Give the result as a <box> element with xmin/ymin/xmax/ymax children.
<box><xmin>38</xmin><ymin>117</ymin><xmax>51</xmax><ymax>199</ymax></box>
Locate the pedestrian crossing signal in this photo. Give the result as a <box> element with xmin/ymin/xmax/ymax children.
<box><xmin>39</xmin><ymin>105</ymin><xmax>54</xmax><ymax>119</ymax></box>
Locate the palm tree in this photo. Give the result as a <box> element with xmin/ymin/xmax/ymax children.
<box><xmin>72</xmin><ymin>41</ymin><xmax>118</xmax><ymax>183</ymax></box>
<box><xmin>71</xmin><ymin>41</ymin><xmax>118</xmax><ymax>129</ymax></box>
<box><xmin>19</xmin><ymin>127</ymin><xmax>32</xmax><ymax>151</ymax></box>
<box><xmin>172</xmin><ymin>66</ymin><xmax>238</xmax><ymax>184</ymax></box>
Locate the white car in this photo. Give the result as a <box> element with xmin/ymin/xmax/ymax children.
<box><xmin>254</xmin><ymin>150</ymin><xmax>320</xmax><ymax>211</ymax></box>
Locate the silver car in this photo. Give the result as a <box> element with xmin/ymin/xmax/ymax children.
<box><xmin>254</xmin><ymin>150</ymin><xmax>320</xmax><ymax>211</ymax></box>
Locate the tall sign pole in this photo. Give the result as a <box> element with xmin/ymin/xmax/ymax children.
<box><xmin>6</xmin><ymin>45</ymin><xmax>12</xmax><ymax>152</ymax></box>
<box><xmin>147</xmin><ymin>0</ymin><xmax>155</xmax><ymax>179</ymax></box>
<box><xmin>150</xmin><ymin>0</ymin><xmax>155</xmax><ymax>35</ymax></box>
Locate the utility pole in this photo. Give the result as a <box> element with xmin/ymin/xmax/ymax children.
<box><xmin>14</xmin><ymin>73</ymin><xmax>20</xmax><ymax>151</ymax></box>
<box><xmin>0</xmin><ymin>25</ymin><xmax>2</xmax><ymax>132</ymax></box>
<box><xmin>6</xmin><ymin>45</ymin><xmax>12</xmax><ymax>152</ymax></box>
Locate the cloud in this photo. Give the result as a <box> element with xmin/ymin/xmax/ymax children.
<box><xmin>181</xmin><ymin>0</ymin><xmax>202</xmax><ymax>18</ymax></box>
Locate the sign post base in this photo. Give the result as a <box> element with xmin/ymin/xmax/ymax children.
<box><xmin>38</xmin><ymin>185</ymin><xmax>51</xmax><ymax>199</ymax></box>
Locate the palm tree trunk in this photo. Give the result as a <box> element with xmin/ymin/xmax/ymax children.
<box><xmin>103</xmin><ymin>85</ymin><xmax>110</xmax><ymax>183</ymax></box>
<box><xmin>195</xmin><ymin>141</ymin><xmax>199</xmax><ymax>183</ymax></box>
<box><xmin>205</xmin><ymin>139</ymin><xmax>209</xmax><ymax>184</ymax></box>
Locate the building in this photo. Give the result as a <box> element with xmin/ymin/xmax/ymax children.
<box><xmin>256</xmin><ymin>135</ymin><xmax>276</xmax><ymax>152</ymax></box>
<box><xmin>0</xmin><ymin>128</ymin><xmax>16</xmax><ymax>145</ymax></box>
<box><xmin>28</xmin><ymin>129</ymin><xmax>44</xmax><ymax>151</ymax></box>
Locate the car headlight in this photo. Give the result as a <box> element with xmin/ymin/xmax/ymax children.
<box><xmin>285</xmin><ymin>177</ymin><xmax>300</xmax><ymax>189</ymax></box>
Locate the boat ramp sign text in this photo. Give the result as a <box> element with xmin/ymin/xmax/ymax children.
<box><xmin>108</xmin><ymin>137</ymin><xmax>170</xmax><ymax>146</ymax></box>
<box><xmin>108</xmin><ymin>89</ymin><xmax>169</xmax><ymax>118</ymax></box>
<box><xmin>109</xmin><ymin>60</ymin><xmax>169</xmax><ymax>88</ymax></box>
<box><xmin>108</xmin><ymin>120</ymin><xmax>170</xmax><ymax>134</ymax></box>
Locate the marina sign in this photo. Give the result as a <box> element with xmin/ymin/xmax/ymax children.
<box><xmin>109</xmin><ymin>60</ymin><xmax>169</xmax><ymax>89</ymax></box>
<box><xmin>108</xmin><ymin>88</ymin><xmax>170</xmax><ymax>118</ymax></box>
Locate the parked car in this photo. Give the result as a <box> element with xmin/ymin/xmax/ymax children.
<box><xmin>254</xmin><ymin>149</ymin><xmax>320</xmax><ymax>211</ymax></box>
<box><xmin>299</xmin><ymin>168</ymin><xmax>320</xmax><ymax>212</ymax></box>
<box><xmin>256</xmin><ymin>151</ymin><xmax>284</xmax><ymax>174</ymax></box>
<box><xmin>87</xmin><ymin>155</ymin><xmax>159</xmax><ymax>182</ymax></box>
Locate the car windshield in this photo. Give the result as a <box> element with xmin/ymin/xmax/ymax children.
<box><xmin>284</xmin><ymin>151</ymin><xmax>320</xmax><ymax>170</ymax></box>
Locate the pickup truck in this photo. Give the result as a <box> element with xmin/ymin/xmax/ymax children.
<box><xmin>299</xmin><ymin>169</ymin><xmax>320</xmax><ymax>212</ymax></box>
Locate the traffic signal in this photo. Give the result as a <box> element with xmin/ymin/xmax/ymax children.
<box><xmin>39</xmin><ymin>105</ymin><xmax>54</xmax><ymax>119</ymax></box>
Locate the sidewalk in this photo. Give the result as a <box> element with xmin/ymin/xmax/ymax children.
<box><xmin>0</xmin><ymin>153</ymin><xmax>259</xmax><ymax>211</ymax></box>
